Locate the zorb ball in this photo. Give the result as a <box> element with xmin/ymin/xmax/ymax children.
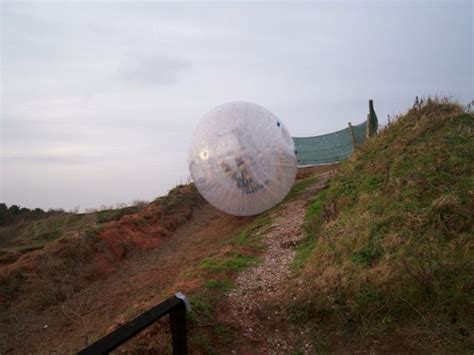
<box><xmin>188</xmin><ymin>101</ymin><xmax>297</xmax><ymax>216</ymax></box>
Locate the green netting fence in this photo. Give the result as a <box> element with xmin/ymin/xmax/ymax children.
<box><xmin>292</xmin><ymin>100</ymin><xmax>378</xmax><ymax>166</ymax></box>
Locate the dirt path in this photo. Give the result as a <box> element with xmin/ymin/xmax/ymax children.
<box><xmin>5</xmin><ymin>202</ymin><xmax>252</xmax><ymax>354</ymax></box>
<box><xmin>2</xmin><ymin>169</ymin><xmax>335</xmax><ymax>354</ymax></box>
<box><xmin>224</xmin><ymin>173</ymin><xmax>334</xmax><ymax>354</ymax></box>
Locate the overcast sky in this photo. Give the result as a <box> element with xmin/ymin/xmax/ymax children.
<box><xmin>1</xmin><ymin>1</ymin><xmax>472</xmax><ymax>211</ymax></box>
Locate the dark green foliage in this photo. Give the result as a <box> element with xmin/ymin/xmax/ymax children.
<box><xmin>0</xmin><ymin>203</ymin><xmax>63</xmax><ymax>227</ymax></box>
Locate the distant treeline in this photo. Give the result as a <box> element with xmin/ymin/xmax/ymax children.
<box><xmin>0</xmin><ymin>203</ymin><xmax>66</xmax><ymax>227</ymax></box>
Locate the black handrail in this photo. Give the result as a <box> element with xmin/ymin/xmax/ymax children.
<box><xmin>78</xmin><ymin>293</ymin><xmax>190</xmax><ymax>355</ymax></box>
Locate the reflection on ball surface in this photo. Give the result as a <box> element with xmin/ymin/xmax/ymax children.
<box><xmin>188</xmin><ymin>102</ymin><xmax>297</xmax><ymax>216</ymax></box>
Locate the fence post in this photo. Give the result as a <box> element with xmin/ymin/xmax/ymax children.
<box><xmin>169</xmin><ymin>300</ymin><xmax>187</xmax><ymax>355</ymax></box>
<box><xmin>368</xmin><ymin>99</ymin><xmax>376</xmax><ymax>137</ymax></box>
<box><xmin>348</xmin><ymin>122</ymin><xmax>357</xmax><ymax>148</ymax></box>
<box><xmin>366</xmin><ymin>113</ymin><xmax>371</xmax><ymax>138</ymax></box>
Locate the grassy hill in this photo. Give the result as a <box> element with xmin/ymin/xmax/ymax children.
<box><xmin>288</xmin><ymin>99</ymin><xmax>473</xmax><ymax>351</ymax></box>
<box><xmin>1</xmin><ymin>98</ymin><xmax>472</xmax><ymax>353</ymax></box>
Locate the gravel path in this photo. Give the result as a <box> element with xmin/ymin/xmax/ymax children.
<box><xmin>227</xmin><ymin>173</ymin><xmax>334</xmax><ymax>354</ymax></box>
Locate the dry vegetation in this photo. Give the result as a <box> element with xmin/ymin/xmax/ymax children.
<box><xmin>287</xmin><ymin>99</ymin><xmax>473</xmax><ymax>352</ymax></box>
<box><xmin>0</xmin><ymin>205</ymin><xmax>142</xmax><ymax>265</ymax></box>
<box><xmin>0</xmin><ymin>185</ymin><xmax>202</xmax><ymax>328</ymax></box>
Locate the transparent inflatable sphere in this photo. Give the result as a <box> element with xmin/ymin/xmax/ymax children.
<box><xmin>188</xmin><ymin>102</ymin><xmax>297</xmax><ymax>216</ymax></box>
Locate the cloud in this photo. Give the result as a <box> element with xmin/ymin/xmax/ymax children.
<box><xmin>2</xmin><ymin>154</ymin><xmax>104</xmax><ymax>166</ymax></box>
<box><xmin>2</xmin><ymin>142</ymin><xmax>121</xmax><ymax>166</ymax></box>
<box><xmin>2</xmin><ymin>1</ymin><xmax>472</xmax><ymax>210</ymax></box>
<box><xmin>116</xmin><ymin>55</ymin><xmax>192</xmax><ymax>86</ymax></box>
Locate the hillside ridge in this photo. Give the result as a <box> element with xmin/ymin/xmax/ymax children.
<box><xmin>285</xmin><ymin>99</ymin><xmax>473</xmax><ymax>352</ymax></box>
<box><xmin>1</xmin><ymin>99</ymin><xmax>472</xmax><ymax>353</ymax></box>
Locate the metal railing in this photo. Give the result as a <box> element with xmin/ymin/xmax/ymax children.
<box><xmin>78</xmin><ymin>292</ymin><xmax>191</xmax><ymax>355</ymax></box>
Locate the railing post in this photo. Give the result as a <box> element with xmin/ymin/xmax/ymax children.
<box><xmin>78</xmin><ymin>293</ymin><xmax>190</xmax><ymax>355</ymax></box>
<box><xmin>170</xmin><ymin>298</ymin><xmax>187</xmax><ymax>355</ymax></box>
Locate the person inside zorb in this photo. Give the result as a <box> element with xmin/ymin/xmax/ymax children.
<box><xmin>219</xmin><ymin>127</ymin><xmax>269</xmax><ymax>195</ymax></box>
<box><xmin>188</xmin><ymin>101</ymin><xmax>297</xmax><ymax>216</ymax></box>
<box><xmin>221</xmin><ymin>156</ymin><xmax>266</xmax><ymax>195</ymax></box>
